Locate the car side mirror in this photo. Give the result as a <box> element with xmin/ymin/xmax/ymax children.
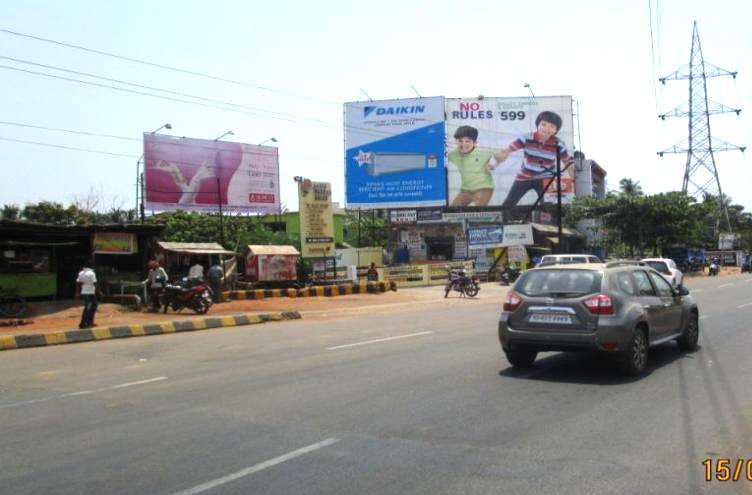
<box><xmin>676</xmin><ymin>286</ymin><xmax>689</xmax><ymax>296</ymax></box>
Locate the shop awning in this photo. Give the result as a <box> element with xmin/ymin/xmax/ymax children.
<box><xmin>1</xmin><ymin>241</ymin><xmax>79</xmax><ymax>247</ymax></box>
<box><xmin>247</xmin><ymin>245</ymin><xmax>300</xmax><ymax>256</ymax></box>
<box><xmin>531</xmin><ymin>223</ymin><xmax>585</xmax><ymax>238</ymax></box>
<box><xmin>157</xmin><ymin>242</ymin><xmax>235</xmax><ymax>255</ymax></box>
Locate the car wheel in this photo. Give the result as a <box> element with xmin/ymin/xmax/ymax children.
<box><xmin>505</xmin><ymin>348</ymin><xmax>537</xmax><ymax>368</ymax></box>
<box><xmin>622</xmin><ymin>328</ymin><xmax>648</xmax><ymax>376</ymax></box>
<box><xmin>677</xmin><ymin>312</ymin><xmax>699</xmax><ymax>351</ymax></box>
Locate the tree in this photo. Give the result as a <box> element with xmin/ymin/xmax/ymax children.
<box><xmin>618</xmin><ymin>178</ymin><xmax>643</xmax><ymax>196</ymax></box>
<box><xmin>2</xmin><ymin>204</ymin><xmax>20</xmax><ymax>220</ymax></box>
<box><xmin>343</xmin><ymin>209</ymin><xmax>387</xmax><ymax>247</ymax></box>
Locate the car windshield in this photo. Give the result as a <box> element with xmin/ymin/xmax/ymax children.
<box><xmin>645</xmin><ymin>261</ymin><xmax>668</xmax><ymax>272</ymax></box>
<box><xmin>516</xmin><ymin>269</ymin><xmax>602</xmax><ymax>297</ymax></box>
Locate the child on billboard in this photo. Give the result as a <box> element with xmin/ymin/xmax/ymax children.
<box><xmin>447</xmin><ymin>125</ymin><xmax>507</xmax><ymax>207</ymax></box>
<box><xmin>488</xmin><ymin>110</ymin><xmax>573</xmax><ymax>207</ymax></box>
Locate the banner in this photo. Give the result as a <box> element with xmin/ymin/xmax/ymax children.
<box><xmin>446</xmin><ymin>96</ymin><xmax>575</xmax><ymax>208</ymax></box>
<box><xmin>389</xmin><ymin>210</ymin><xmax>417</xmax><ymax>225</ymax></box>
<box><xmin>144</xmin><ymin>134</ymin><xmax>280</xmax><ymax>213</ymax></box>
<box><xmin>467</xmin><ymin>224</ymin><xmax>534</xmax><ymax>248</ymax></box>
<box><xmin>344</xmin><ymin>97</ymin><xmax>446</xmax><ymax>208</ymax></box>
<box><xmin>93</xmin><ymin>233</ymin><xmax>136</xmax><ymax>254</ymax></box>
<box><xmin>298</xmin><ymin>179</ymin><xmax>335</xmax><ymax>257</ymax></box>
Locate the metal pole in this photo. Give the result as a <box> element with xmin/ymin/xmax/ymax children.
<box><xmin>556</xmin><ymin>146</ymin><xmax>563</xmax><ymax>254</ymax></box>
<box><xmin>216</xmin><ymin>176</ymin><xmax>225</xmax><ymax>246</ymax></box>
<box><xmin>139</xmin><ymin>172</ymin><xmax>145</xmax><ymax>224</ymax></box>
<box><xmin>357</xmin><ymin>208</ymin><xmax>361</xmax><ymax>247</ymax></box>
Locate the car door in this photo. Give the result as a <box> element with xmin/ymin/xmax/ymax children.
<box><xmin>631</xmin><ymin>270</ymin><xmax>665</xmax><ymax>341</ymax></box>
<box><xmin>647</xmin><ymin>270</ymin><xmax>683</xmax><ymax>336</ymax></box>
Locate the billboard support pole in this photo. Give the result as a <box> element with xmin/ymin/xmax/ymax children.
<box><xmin>556</xmin><ymin>147</ymin><xmax>563</xmax><ymax>254</ymax></box>
<box><xmin>216</xmin><ymin>176</ymin><xmax>225</xmax><ymax>247</ymax></box>
<box><xmin>521</xmin><ymin>161</ymin><xmax>573</xmax><ymax>224</ymax></box>
<box><xmin>139</xmin><ymin>172</ymin><xmax>145</xmax><ymax>224</ymax></box>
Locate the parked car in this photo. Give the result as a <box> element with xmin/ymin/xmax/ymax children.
<box><xmin>641</xmin><ymin>258</ymin><xmax>683</xmax><ymax>288</ymax></box>
<box><xmin>537</xmin><ymin>254</ymin><xmax>602</xmax><ymax>267</ymax></box>
<box><xmin>498</xmin><ymin>261</ymin><xmax>699</xmax><ymax>375</ymax></box>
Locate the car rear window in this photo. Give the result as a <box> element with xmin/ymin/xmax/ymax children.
<box><xmin>645</xmin><ymin>261</ymin><xmax>668</xmax><ymax>272</ymax></box>
<box><xmin>516</xmin><ymin>269</ymin><xmax>602</xmax><ymax>297</ymax></box>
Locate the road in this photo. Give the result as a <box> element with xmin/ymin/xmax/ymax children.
<box><xmin>2</xmin><ymin>274</ymin><xmax>752</xmax><ymax>494</ymax></box>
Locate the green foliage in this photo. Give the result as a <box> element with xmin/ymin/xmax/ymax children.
<box><xmin>343</xmin><ymin>209</ymin><xmax>388</xmax><ymax>247</ymax></box>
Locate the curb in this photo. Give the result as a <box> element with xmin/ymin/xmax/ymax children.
<box><xmin>226</xmin><ymin>281</ymin><xmax>397</xmax><ymax>300</ymax></box>
<box><xmin>0</xmin><ymin>311</ymin><xmax>301</xmax><ymax>352</ymax></box>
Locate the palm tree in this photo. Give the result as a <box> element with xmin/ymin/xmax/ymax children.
<box><xmin>619</xmin><ymin>178</ymin><xmax>643</xmax><ymax>196</ymax></box>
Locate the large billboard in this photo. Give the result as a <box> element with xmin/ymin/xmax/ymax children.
<box><xmin>446</xmin><ymin>96</ymin><xmax>575</xmax><ymax>208</ymax></box>
<box><xmin>144</xmin><ymin>134</ymin><xmax>280</xmax><ymax>213</ymax></box>
<box><xmin>298</xmin><ymin>179</ymin><xmax>335</xmax><ymax>258</ymax></box>
<box><xmin>344</xmin><ymin>96</ymin><xmax>446</xmax><ymax>209</ymax></box>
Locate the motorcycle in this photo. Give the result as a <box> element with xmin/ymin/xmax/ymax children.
<box><xmin>499</xmin><ymin>265</ymin><xmax>521</xmax><ymax>286</ymax></box>
<box><xmin>708</xmin><ymin>258</ymin><xmax>720</xmax><ymax>277</ymax></box>
<box><xmin>444</xmin><ymin>270</ymin><xmax>480</xmax><ymax>298</ymax></box>
<box><xmin>160</xmin><ymin>277</ymin><xmax>213</xmax><ymax>314</ymax></box>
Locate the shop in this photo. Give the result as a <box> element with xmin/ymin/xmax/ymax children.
<box><xmin>0</xmin><ymin>220</ymin><xmax>164</xmax><ymax>299</ymax></box>
<box><xmin>154</xmin><ymin>242</ymin><xmax>237</xmax><ymax>284</ymax></box>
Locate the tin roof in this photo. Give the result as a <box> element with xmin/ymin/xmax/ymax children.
<box><xmin>157</xmin><ymin>241</ymin><xmax>235</xmax><ymax>255</ymax></box>
<box><xmin>246</xmin><ymin>245</ymin><xmax>300</xmax><ymax>256</ymax></box>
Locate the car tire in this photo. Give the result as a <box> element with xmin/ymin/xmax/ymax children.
<box><xmin>505</xmin><ymin>348</ymin><xmax>537</xmax><ymax>368</ymax></box>
<box><xmin>622</xmin><ymin>328</ymin><xmax>648</xmax><ymax>376</ymax></box>
<box><xmin>677</xmin><ymin>312</ymin><xmax>699</xmax><ymax>351</ymax></box>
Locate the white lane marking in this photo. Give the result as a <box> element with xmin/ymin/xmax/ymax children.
<box><xmin>699</xmin><ymin>315</ymin><xmax>711</xmax><ymax>320</ymax></box>
<box><xmin>171</xmin><ymin>438</ymin><xmax>339</xmax><ymax>495</ymax></box>
<box><xmin>327</xmin><ymin>331</ymin><xmax>433</xmax><ymax>351</ymax></box>
<box><xmin>737</xmin><ymin>302</ymin><xmax>752</xmax><ymax>309</ymax></box>
<box><xmin>0</xmin><ymin>376</ymin><xmax>168</xmax><ymax>409</ymax></box>
<box><xmin>719</xmin><ymin>283</ymin><xmax>734</xmax><ymax>288</ymax></box>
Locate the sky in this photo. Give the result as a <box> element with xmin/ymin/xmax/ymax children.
<box><xmin>1</xmin><ymin>0</ymin><xmax>750</xmax><ymax>214</ymax></box>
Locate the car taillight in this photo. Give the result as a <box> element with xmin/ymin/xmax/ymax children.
<box><xmin>503</xmin><ymin>291</ymin><xmax>522</xmax><ymax>312</ymax></box>
<box><xmin>584</xmin><ymin>294</ymin><xmax>614</xmax><ymax>315</ymax></box>
<box><xmin>663</xmin><ymin>270</ymin><xmax>672</xmax><ymax>276</ymax></box>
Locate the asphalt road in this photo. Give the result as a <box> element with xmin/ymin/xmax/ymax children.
<box><xmin>2</xmin><ymin>274</ymin><xmax>752</xmax><ymax>494</ymax></box>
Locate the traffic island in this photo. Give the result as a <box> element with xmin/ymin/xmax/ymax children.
<box><xmin>0</xmin><ymin>311</ymin><xmax>301</xmax><ymax>351</ymax></box>
<box><xmin>225</xmin><ymin>281</ymin><xmax>397</xmax><ymax>300</ymax></box>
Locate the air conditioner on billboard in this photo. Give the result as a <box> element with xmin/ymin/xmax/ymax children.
<box><xmin>365</xmin><ymin>152</ymin><xmax>429</xmax><ymax>176</ymax></box>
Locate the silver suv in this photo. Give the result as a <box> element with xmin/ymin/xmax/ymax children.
<box><xmin>498</xmin><ymin>262</ymin><xmax>699</xmax><ymax>375</ymax></box>
<box><xmin>538</xmin><ymin>254</ymin><xmax>602</xmax><ymax>267</ymax></box>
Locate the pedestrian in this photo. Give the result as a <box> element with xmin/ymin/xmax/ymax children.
<box><xmin>207</xmin><ymin>261</ymin><xmax>224</xmax><ymax>303</ymax></box>
<box><xmin>188</xmin><ymin>257</ymin><xmax>204</xmax><ymax>280</ymax></box>
<box><xmin>366</xmin><ymin>262</ymin><xmax>379</xmax><ymax>281</ymax></box>
<box><xmin>76</xmin><ymin>259</ymin><xmax>98</xmax><ymax>329</ymax></box>
<box><xmin>143</xmin><ymin>260</ymin><xmax>168</xmax><ymax>312</ymax></box>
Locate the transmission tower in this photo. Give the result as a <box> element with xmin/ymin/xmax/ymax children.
<box><xmin>657</xmin><ymin>21</ymin><xmax>745</xmax><ymax>234</ymax></box>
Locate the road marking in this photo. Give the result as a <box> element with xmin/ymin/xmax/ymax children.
<box><xmin>171</xmin><ymin>438</ymin><xmax>339</xmax><ymax>495</ymax></box>
<box><xmin>327</xmin><ymin>331</ymin><xmax>433</xmax><ymax>351</ymax></box>
<box><xmin>0</xmin><ymin>376</ymin><xmax>168</xmax><ymax>409</ymax></box>
<box><xmin>719</xmin><ymin>284</ymin><xmax>734</xmax><ymax>288</ymax></box>
<box><xmin>699</xmin><ymin>315</ymin><xmax>711</xmax><ymax>320</ymax></box>
<box><xmin>737</xmin><ymin>302</ymin><xmax>752</xmax><ymax>309</ymax></box>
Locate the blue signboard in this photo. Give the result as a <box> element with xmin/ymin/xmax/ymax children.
<box><xmin>345</xmin><ymin>97</ymin><xmax>446</xmax><ymax>208</ymax></box>
<box><xmin>468</xmin><ymin>226</ymin><xmax>505</xmax><ymax>248</ymax></box>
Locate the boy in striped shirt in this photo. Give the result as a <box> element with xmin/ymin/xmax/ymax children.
<box><xmin>488</xmin><ymin>111</ymin><xmax>573</xmax><ymax>207</ymax></box>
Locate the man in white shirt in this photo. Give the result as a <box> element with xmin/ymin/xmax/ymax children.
<box><xmin>76</xmin><ymin>260</ymin><xmax>98</xmax><ymax>329</ymax></box>
<box><xmin>188</xmin><ymin>258</ymin><xmax>205</xmax><ymax>280</ymax></box>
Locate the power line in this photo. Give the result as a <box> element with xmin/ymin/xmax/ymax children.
<box><xmin>0</xmin><ymin>27</ymin><xmax>340</xmax><ymax>105</ymax></box>
<box><xmin>0</xmin><ymin>120</ymin><xmax>139</xmax><ymax>141</ymax></box>
<box><xmin>0</xmin><ymin>55</ymin><xmax>335</xmax><ymax>126</ymax></box>
<box><xmin>0</xmin><ymin>136</ymin><xmax>139</xmax><ymax>158</ymax></box>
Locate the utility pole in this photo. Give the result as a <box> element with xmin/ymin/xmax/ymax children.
<box><xmin>658</xmin><ymin>21</ymin><xmax>745</xmax><ymax>237</ymax></box>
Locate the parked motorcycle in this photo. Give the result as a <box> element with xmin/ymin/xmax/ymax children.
<box><xmin>445</xmin><ymin>269</ymin><xmax>480</xmax><ymax>298</ymax></box>
<box><xmin>160</xmin><ymin>277</ymin><xmax>213</xmax><ymax>314</ymax></box>
<box><xmin>499</xmin><ymin>265</ymin><xmax>521</xmax><ymax>286</ymax></box>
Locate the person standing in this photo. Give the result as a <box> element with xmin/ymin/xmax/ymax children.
<box><xmin>188</xmin><ymin>258</ymin><xmax>205</xmax><ymax>280</ymax></box>
<box><xmin>207</xmin><ymin>262</ymin><xmax>224</xmax><ymax>303</ymax></box>
<box><xmin>143</xmin><ymin>260</ymin><xmax>168</xmax><ymax>312</ymax></box>
<box><xmin>76</xmin><ymin>260</ymin><xmax>98</xmax><ymax>329</ymax></box>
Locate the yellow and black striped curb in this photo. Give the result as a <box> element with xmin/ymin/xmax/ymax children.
<box><xmin>0</xmin><ymin>311</ymin><xmax>301</xmax><ymax>352</ymax></box>
<box><xmin>226</xmin><ymin>281</ymin><xmax>397</xmax><ymax>300</ymax></box>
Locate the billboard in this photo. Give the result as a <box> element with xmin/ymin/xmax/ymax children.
<box><xmin>298</xmin><ymin>179</ymin><xmax>335</xmax><ymax>258</ymax></box>
<box><xmin>345</xmin><ymin>96</ymin><xmax>446</xmax><ymax>208</ymax></box>
<box><xmin>446</xmin><ymin>96</ymin><xmax>575</xmax><ymax>208</ymax></box>
<box><xmin>144</xmin><ymin>134</ymin><xmax>280</xmax><ymax>213</ymax></box>
<box><xmin>467</xmin><ymin>224</ymin><xmax>534</xmax><ymax>249</ymax></box>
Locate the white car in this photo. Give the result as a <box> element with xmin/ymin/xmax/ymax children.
<box><xmin>641</xmin><ymin>258</ymin><xmax>684</xmax><ymax>288</ymax></box>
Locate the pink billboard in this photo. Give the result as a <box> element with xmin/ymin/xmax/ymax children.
<box><xmin>144</xmin><ymin>134</ymin><xmax>280</xmax><ymax>213</ymax></box>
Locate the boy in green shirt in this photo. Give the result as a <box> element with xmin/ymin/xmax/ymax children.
<box><xmin>447</xmin><ymin>126</ymin><xmax>505</xmax><ymax>207</ymax></box>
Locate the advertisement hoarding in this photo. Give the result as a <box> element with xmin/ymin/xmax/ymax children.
<box><xmin>144</xmin><ymin>134</ymin><xmax>280</xmax><ymax>213</ymax></box>
<box><xmin>446</xmin><ymin>96</ymin><xmax>575</xmax><ymax>208</ymax></box>
<box><xmin>467</xmin><ymin>224</ymin><xmax>534</xmax><ymax>249</ymax></box>
<box><xmin>93</xmin><ymin>233</ymin><xmax>136</xmax><ymax>254</ymax></box>
<box><xmin>345</xmin><ymin>97</ymin><xmax>446</xmax><ymax>208</ymax></box>
<box><xmin>298</xmin><ymin>179</ymin><xmax>335</xmax><ymax>258</ymax></box>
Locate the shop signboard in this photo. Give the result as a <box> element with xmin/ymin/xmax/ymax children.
<box><xmin>345</xmin><ymin>97</ymin><xmax>446</xmax><ymax>208</ymax></box>
<box><xmin>446</xmin><ymin>96</ymin><xmax>575</xmax><ymax>208</ymax></box>
<box><xmin>93</xmin><ymin>233</ymin><xmax>137</xmax><ymax>255</ymax></box>
<box><xmin>467</xmin><ymin>224</ymin><xmax>534</xmax><ymax>248</ymax></box>
<box><xmin>389</xmin><ymin>210</ymin><xmax>417</xmax><ymax>225</ymax></box>
<box><xmin>298</xmin><ymin>179</ymin><xmax>335</xmax><ymax>257</ymax></box>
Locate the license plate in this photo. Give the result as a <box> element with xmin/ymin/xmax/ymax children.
<box><xmin>528</xmin><ymin>314</ymin><xmax>572</xmax><ymax>324</ymax></box>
